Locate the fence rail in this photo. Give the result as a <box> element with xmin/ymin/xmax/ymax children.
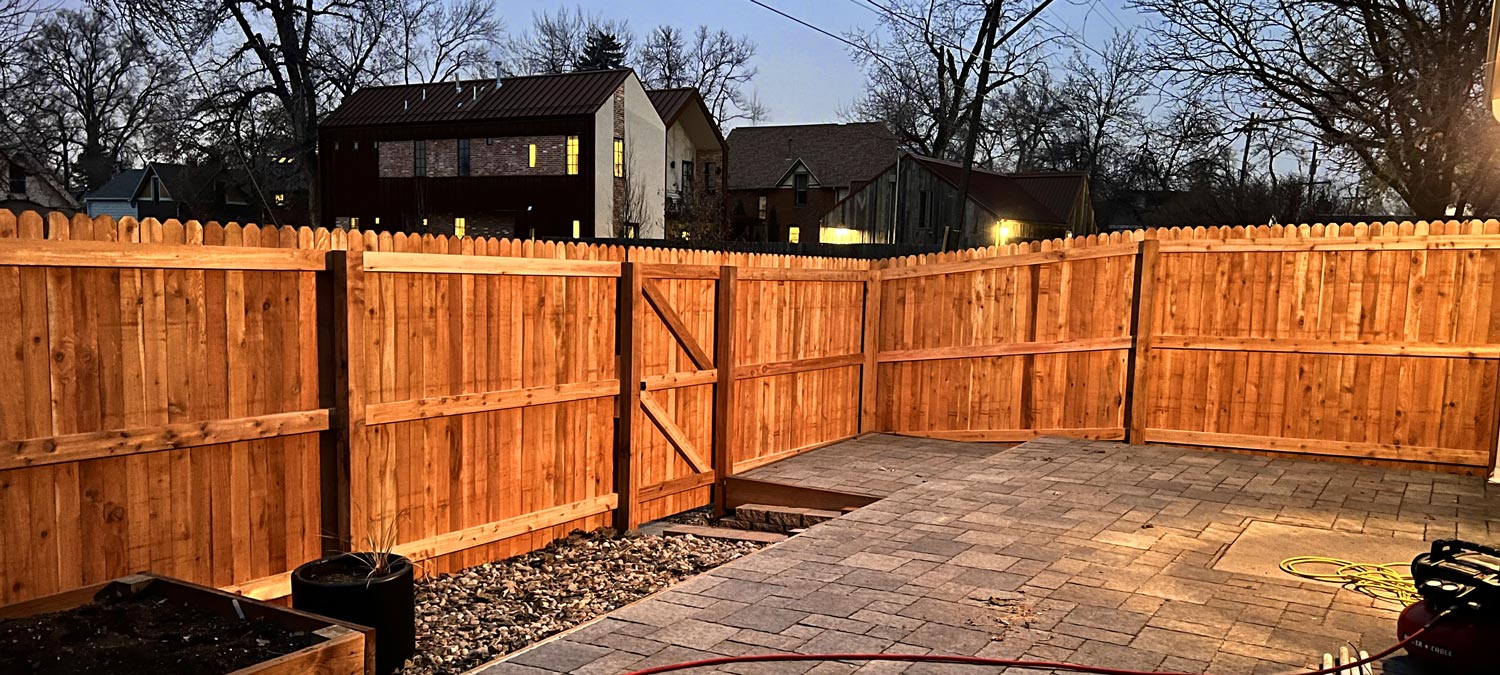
<box><xmin>4</xmin><ymin>209</ymin><xmax>1500</xmax><ymax>609</ymax></box>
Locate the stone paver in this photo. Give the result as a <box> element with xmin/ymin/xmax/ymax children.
<box><xmin>481</xmin><ymin>435</ymin><xmax>1500</xmax><ymax>674</ymax></box>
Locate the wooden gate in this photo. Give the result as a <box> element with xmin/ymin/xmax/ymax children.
<box><xmin>617</xmin><ymin>263</ymin><xmax>734</xmax><ymax>527</ymax></box>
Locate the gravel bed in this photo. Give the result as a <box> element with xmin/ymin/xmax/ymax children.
<box><xmin>401</xmin><ymin>528</ymin><xmax>765</xmax><ymax>675</ymax></box>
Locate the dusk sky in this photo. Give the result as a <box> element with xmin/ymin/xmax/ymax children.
<box><xmin>505</xmin><ymin>0</ymin><xmax>1146</xmax><ymax>128</ymax></box>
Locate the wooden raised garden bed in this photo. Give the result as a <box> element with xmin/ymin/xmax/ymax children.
<box><xmin>0</xmin><ymin>574</ymin><xmax>373</xmax><ymax>675</ymax></box>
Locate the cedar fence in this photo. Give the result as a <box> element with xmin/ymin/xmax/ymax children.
<box><xmin>3</xmin><ymin>210</ymin><xmax>1499</xmax><ymax>608</ymax></box>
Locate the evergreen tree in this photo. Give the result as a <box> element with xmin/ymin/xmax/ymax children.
<box><xmin>574</xmin><ymin>30</ymin><xmax>626</xmax><ymax>71</ymax></box>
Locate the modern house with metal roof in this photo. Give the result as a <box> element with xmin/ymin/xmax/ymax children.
<box><xmin>818</xmin><ymin>153</ymin><xmax>1096</xmax><ymax>245</ymax></box>
<box><xmin>646</xmin><ymin>88</ymin><xmax>727</xmax><ymax>231</ymax></box>
<box><xmin>725</xmin><ymin>122</ymin><xmax>900</xmax><ymax>242</ymax></box>
<box><xmin>319</xmin><ymin>69</ymin><xmax>667</xmax><ymax>239</ymax></box>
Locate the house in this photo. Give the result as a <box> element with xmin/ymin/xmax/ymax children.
<box><xmin>319</xmin><ymin>69</ymin><xmax>667</xmax><ymax>239</ymax></box>
<box><xmin>83</xmin><ymin>168</ymin><xmax>145</xmax><ymax>218</ymax></box>
<box><xmin>725</xmin><ymin>122</ymin><xmax>899</xmax><ymax>242</ymax></box>
<box><xmin>1</xmin><ymin>147</ymin><xmax>80</xmax><ymax>214</ymax></box>
<box><xmin>83</xmin><ymin>162</ymin><xmax>266</xmax><ymax>224</ymax></box>
<box><xmin>818</xmin><ymin>153</ymin><xmax>1095</xmax><ymax>245</ymax></box>
<box><xmin>646</xmin><ymin>88</ymin><xmax>727</xmax><ymax>234</ymax></box>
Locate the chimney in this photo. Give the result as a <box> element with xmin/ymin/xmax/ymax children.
<box><xmin>494</xmin><ymin>61</ymin><xmax>502</xmax><ymax>86</ymax></box>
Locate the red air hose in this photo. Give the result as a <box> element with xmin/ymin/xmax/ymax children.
<box><xmin>617</xmin><ymin>611</ymin><xmax>1444</xmax><ymax>675</ymax></box>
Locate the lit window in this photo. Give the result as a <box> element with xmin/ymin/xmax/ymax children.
<box><xmin>374</xmin><ymin>217</ymin><xmax>380</xmax><ymax>225</ymax></box>
<box><xmin>572</xmin><ymin>220</ymin><xmax>581</xmax><ymax>238</ymax></box>
<box><xmin>788</xmin><ymin>226</ymin><xmax>800</xmax><ymax>243</ymax></box>
<box><xmin>529</xmin><ymin>144</ymin><xmax>537</xmax><ymax>168</ymax></box>
<box><xmin>351</xmin><ymin>217</ymin><xmax>359</xmax><ymax>228</ymax></box>
<box><xmin>457</xmin><ymin>139</ymin><xmax>471</xmax><ymax>176</ymax></box>
<box><xmin>625</xmin><ymin>225</ymin><xmax>636</xmax><ymax>238</ymax></box>
<box><xmin>413</xmin><ymin>140</ymin><xmax>427</xmax><ymax>176</ymax></box>
<box><xmin>454</xmin><ymin>217</ymin><xmax>466</xmax><ymax>237</ymax></box>
<box><xmin>613</xmin><ymin>138</ymin><xmax>624</xmax><ymax>178</ymax></box>
<box><xmin>566</xmin><ymin>136</ymin><xmax>579</xmax><ymax>175</ymax></box>
<box><xmin>273</xmin><ymin>193</ymin><xmax>286</xmax><ymax>206</ymax></box>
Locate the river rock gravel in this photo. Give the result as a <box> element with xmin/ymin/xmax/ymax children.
<box><xmin>401</xmin><ymin>528</ymin><xmax>765</xmax><ymax>675</ymax></box>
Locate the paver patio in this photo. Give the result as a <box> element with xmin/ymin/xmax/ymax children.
<box><xmin>476</xmin><ymin>434</ymin><xmax>1500</xmax><ymax>675</ymax></box>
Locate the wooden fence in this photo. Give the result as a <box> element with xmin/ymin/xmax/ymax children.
<box><xmin>4</xmin><ymin>209</ymin><xmax>1500</xmax><ymax>609</ymax></box>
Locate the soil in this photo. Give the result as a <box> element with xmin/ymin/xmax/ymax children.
<box><xmin>0</xmin><ymin>593</ymin><xmax>322</xmax><ymax>675</ymax></box>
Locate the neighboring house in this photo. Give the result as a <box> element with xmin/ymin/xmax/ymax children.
<box><xmin>646</xmin><ymin>87</ymin><xmax>727</xmax><ymax>231</ymax></box>
<box><xmin>1</xmin><ymin>147</ymin><xmax>80</xmax><ymax>214</ymax></box>
<box><xmin>84</xmin><ymin>162</ymin><xmax>264</xmax><ymax>224</ymax></box>
<box><xmin>819</xmin><ymin>153</ymin><xmax>1095</xmax><ymax>245</ymax></box>
<box><xmin>319</xmin><ymin>69</ymin><xmax>666</xmax><ymax>239</ymax></box>
<box><xmin>725</xmin><ymin>122</ymin><xmax>899</xmax><ymax>242</ymax></box>
<box><xmin>83</xmin><ymin>168</ymin><xmax>145</xmax><ymax>218</ymax></box>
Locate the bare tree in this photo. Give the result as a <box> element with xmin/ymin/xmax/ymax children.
<box><xmin>0</xmin><ymin>0</ymin><xmax>40</xmax><ymax>95</ymax></box>
<box><xmin>10</xmin><ymin>7</ymin><xmax>179</xmax><ymax>191</ymax></box>
<box><xmin>391</xmin><ymin>0</ymin><xmax>503</xmax><ymax>83</ymax></box>
<box><xmin>639</xmin><ymin>25</ymin><xmax>759</xmax><ymax>127</ymax></box>
<box><xmin>1134</xmin><ymin>0</ymin><xmax>1500</xmax><ymax>218</ymax></box>
<box><xmin>509</xmin><ymin>5</ymin><xmax>632</xmax><ymax>75</ymax></box>
<box><xmin>844</xmin><ymin>0</ymin><xmax>1048</xmax><ymax>159</ymax></box>
<box><xmin>1054</xmin><ymin>32</ymin><xmax>1151</xmax><ymax>197</ymax></box>
<box><xmin>115</xmin><ymin>0</ymin><xmax>383</xmax><ymax>220</ymax></box>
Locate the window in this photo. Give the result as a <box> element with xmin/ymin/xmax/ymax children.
<box><xmin>566</xmin><ymin>136</ymin><xmax>579</xmax><ymax>175</ymax></box>
<box><xmin>704</xmin><ymin>162</ymin><xmax>717</xmax><ymax>193</ymax></box>
<box><xmin>150</xmin><ymin>177</ymin><xmax>161</xmax><ymax>201</ymax></box>
<box><xmin>793</xmin><ymin>173</ymin><xmax>809</xmax><ymax>207</ymax></box>
<box><xmin>8</xmin><ymin>164</ymin><xmax>25</xmax><ymax>194</ymax></box>
<box><xmin>681</xmin><ymin>160</ymin><xmax>693</xmax><ymax>194</ymax></box>
<box><xmin>572</xmin><ymin>220</ymin><xmax>581</xmax><ymax>238</ymax></box>
<box><xmin>528</xmin><ymin>144</ymin><xmax>537</xmax><ymax>168</ymax></box>
<box><xmin>457</xmin><ymin>139</ymin><xmax>471</xmax><ymax>176</ymax></box>
<box><xmin>757</xmin><ymin>196</ymin><xmax>767</xmax><ymax>221</ymax></box>
<box><xmin>413</xmin><ymin>140</ymin><xmax>427</xmax><ymax>176</ymax></box>
<box><xmin>351</xmin><ymin>217</ymin><xmax>359</xmax><ymax>229</ymax></box>
<box><xmin>788</xmin><ymin>226</ymin><xmax>800</xmax><ymax>243</ymax></box>
<box><xmin>613</xmin><ymin>138</ymin><xmax>624</xmax><ymax>178</ymax></box>
<box><xmin>454</xmin><ymin>217</ymin><xmax>466</xmax><ymax>237</ymax></box>
<box><xmin>274</xmin><ymin>193</ymin><xmax>286</xmax><ymax>206</ymax></box>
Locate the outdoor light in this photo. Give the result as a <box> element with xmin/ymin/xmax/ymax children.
<box><xmin>993</xmin><ymin>220</ymin><xmax>1016</xmax><ymax>245</ymax></box>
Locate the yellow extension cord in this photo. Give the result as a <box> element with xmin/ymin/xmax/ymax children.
<box><xmin>1279</xmin><ymin>556</ymin><xmax>1421</xmax><ymax>606</ymax></box>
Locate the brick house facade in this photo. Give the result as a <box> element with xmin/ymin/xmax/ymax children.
<box><xmin>319</xmin><ymin>69</ymin><xmax>666</xmax><ymax>238</ymax></box>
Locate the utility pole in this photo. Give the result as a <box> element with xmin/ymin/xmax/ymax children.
<box><xmin>953</xmin><ymin>0</ymin><xmax>1057</xmax><ymax>249</ymax></box>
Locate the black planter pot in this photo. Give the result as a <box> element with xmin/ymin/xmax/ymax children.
<box><xmin>291</xmin><ymin>553</ymin><xmax>415</xmax><ymax>675</ymax></box>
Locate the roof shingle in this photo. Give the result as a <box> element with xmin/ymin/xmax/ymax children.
<box><xmin>726</xmin><ymin>122</ymin><xmax>899</xmax><ymax>190</ymax></box>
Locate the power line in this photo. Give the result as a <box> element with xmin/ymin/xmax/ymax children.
<box><xmin>741</xmin><ymin>0</ymin><xmax>902</xmax><ymax>72</ymax></box>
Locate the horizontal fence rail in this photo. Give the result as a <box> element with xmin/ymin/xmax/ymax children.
<box><xmin>4</xmin><ymin>208</ymin><xmax>1500</xmax><ymax>609</ymax></box>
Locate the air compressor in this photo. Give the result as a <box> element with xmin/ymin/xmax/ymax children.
<box><xmin>1396</xmin><ymin>539</ymin><xmax>1500</xmax><ymax>673</ymax></box>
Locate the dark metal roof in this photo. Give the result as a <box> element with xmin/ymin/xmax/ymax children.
<box><xmin>646</xmin><ymin>88</ymin><xmax>696</xmax><ymax>125</ymax></box>
<box><xmin>84</xmin><ymin>168</ymin><xmax>145</xmax><ymax>201</ymax></box>
<box><xmin>726</xmin><ymin>122</ymin><xmax>899</xmax><ymax>190</ymax></box>
<box><xmin>322</xmin><ymin>70</ymin><xmax>633</xmax><ymax>127</ymax></box>
<box><xmin>908</xmin><ymin>155</ymin><xmax>1087</xmax><ymax>225</ymax></box>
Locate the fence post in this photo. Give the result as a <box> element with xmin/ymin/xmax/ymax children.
<box><xmin>318</xmin><ymin>249</ymin><xmax>361</xmax><ymax>553</ymax></box>
<box><xmin>712</xmin><ymin>265</ymin><xmax>737</xmax><ymax>517</ymax></box>
<box><xmin>1124</xmin><ymin>239</ymin><xmax>1160</xmax><ymax>444</ymax></box>
<box><xmin>859</xmin><ymin>268</ymin><xmax>882</xmax><ymax>433</ymax></box>
<box><xmin>614</xmin><ymin>261</ymin><xmax>640</xmax><ymax>530</ymax></box>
